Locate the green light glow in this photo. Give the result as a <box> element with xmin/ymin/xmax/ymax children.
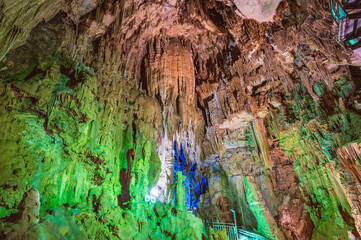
<box><xmin>0</xmin><ymin>53</ymin><xmax>206</xmax><ymax>239</ymax></box>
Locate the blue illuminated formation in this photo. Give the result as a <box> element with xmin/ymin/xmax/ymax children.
<box><xmin>173</xmin><ymin>141</ymin><xmax>209</xmax><ymax>210</ymax></box>
<box><xmin>179</xmin><ymin>144</ymin><xmax>187</xmax><ymax>171</ymax></box>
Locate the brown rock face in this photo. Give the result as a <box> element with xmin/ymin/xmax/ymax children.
<box><xmin>270</xmin><ymin>142</ymin><xmax>314</xmax><ymax>239</ymax></box>
<box><xmin>1</xmin><ymin>0</ymin><xmax>361</xmax><ymax>239</ymax></box>
<box><xmin>1</xmin><ymin>189</ymin><xmax>40</xmax><ymax>239</ymax></box>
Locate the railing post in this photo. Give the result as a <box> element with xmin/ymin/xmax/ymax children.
<box><xmin>230</xmin><ymin>209</ymin><xmax>237</xmax><ymax>239</ymax></box>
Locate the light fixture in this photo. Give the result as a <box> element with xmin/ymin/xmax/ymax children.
<box><xmin>145</xmin><ymin>195</ymin><xmax>156</xmax><ymax>203</ymax></box>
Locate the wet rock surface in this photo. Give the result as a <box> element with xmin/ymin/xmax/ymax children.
<box><xmin>0</xmin><ymin>0</ymin><xmax>361</xmax><ymax>239</ymax></box>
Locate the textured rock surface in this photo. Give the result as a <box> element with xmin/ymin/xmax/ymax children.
<box><xmin>233</xmin><ymin>0</ymin><xmax>283</xmax><ymax>22</ymax></box>
<box><xmin>0</xmin><ymin>0</ymin><xmax>361</xmax><ymax>239</ymax></box>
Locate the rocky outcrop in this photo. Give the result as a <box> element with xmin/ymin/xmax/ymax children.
<box><xmin>1</xmin><ymin>0</ymin><xmax>361</xmax><ymax>239</ymax></box>
<box><xmin>0</xmin><ymin>0</ymin><xmax>100</xmax><ymax>61</ymax></box>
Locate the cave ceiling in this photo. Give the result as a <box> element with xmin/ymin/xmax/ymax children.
<box><xmin>1</xmin><ymin>0</ymin><xmax>361</xmax><ymax>239</ymax></box>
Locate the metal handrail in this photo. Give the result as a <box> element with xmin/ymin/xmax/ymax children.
<box><xmin>209</xmin><ymin>222</ymin><xmax>238</xmax><ymax>240</ymax></box>
<box><xmin>238</xmin><ymin>228</ymin><xmax>269</xmax><ymax>240</ymax></box>
<box><xmin>209</xmin><ymin>222</ymin><xmax>269</xmax><ymax>240</ymax></box>
<box><xmin>329</xmin><ymin>0</ymin><xmax>361</xmax><ymax>47</ymax></box>
<box><xmin>211</xmin><ymin>222</ymin><xmax>234</xmax><ymax>226</ymax></box>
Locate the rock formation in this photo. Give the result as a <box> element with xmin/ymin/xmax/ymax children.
<box><xmin>0</xmin><ymin>0</ymin><xmax>361</xmax><ymax>239</ymax></box>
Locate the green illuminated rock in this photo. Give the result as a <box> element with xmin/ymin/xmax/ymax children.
<box><xmin>1</xmin><ymin>1</ymin><xmax>361</xmax><ymax>239</ymax></box>
<box><xmin>0</xmin><ymin>52</ymin><xmax>206</xmax><ymax>240</ymax></box>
